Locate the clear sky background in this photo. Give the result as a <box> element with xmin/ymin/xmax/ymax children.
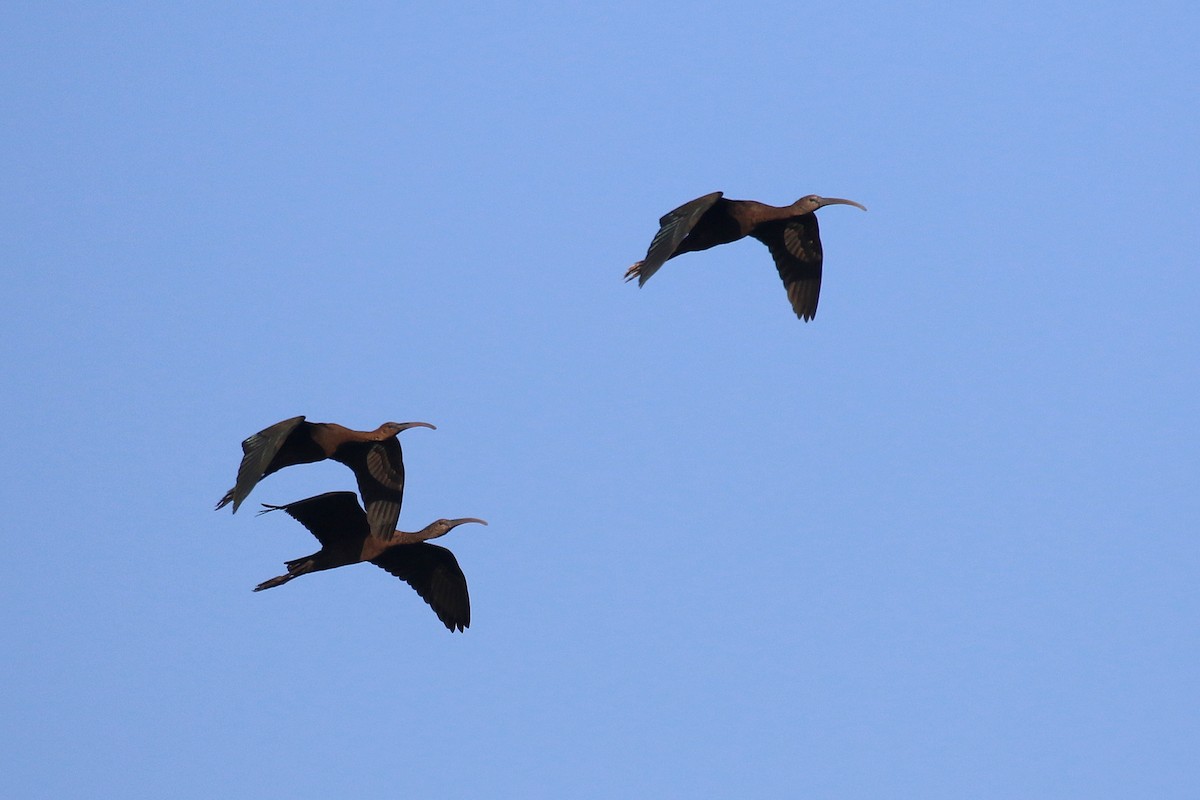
<box><xmin>3</xmin><ymin>2</ymin><xmax>1198</xmax><ymax>797</ymax></box>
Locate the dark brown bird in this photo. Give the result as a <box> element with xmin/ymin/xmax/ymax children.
<box><xmin>215</xmin><ymin>416</ymin><xmax>435</xmax><ymax>542</ymax></box>
<box><xmin>625</xmin><ymin>192</ymin><xmax>866</xmax><ymax>321</ymax></box>
<box><xmin>254</xmin><ymin>491</ymin><xmax>486</xmax><ymax>632</ymax></box>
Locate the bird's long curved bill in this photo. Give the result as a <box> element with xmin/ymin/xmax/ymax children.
<box><xmin>821</xmin><ymin>197</ymin><xmax>867</xmax><ymax>211</ymax></box>
<box><xmin>399</xmin><ymin>421</ymin><xmax>437</xmax><ymax>431</ymax></box>
<box><xmin>449</xmin><ymin>518</ymin><xmax>488</xmax><ymax>528</ymax></box>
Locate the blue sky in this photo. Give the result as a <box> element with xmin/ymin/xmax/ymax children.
<box><xmin>3</xmin><ymin>2</ymin><xmax>1198</xmax><ymax>797</ymax></box>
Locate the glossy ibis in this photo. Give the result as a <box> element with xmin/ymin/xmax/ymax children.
<box><xmin>255</xmin><ymin>491</ymin><xmax>486</xmax><ymax>632</ymax></box>
<box><xmin>216</xmin><ymin>416</ymin><xmax>435</xmax><ymax>541</ymax></box>
<box><xmin>624</xmin><ymin>192</ymin><xmax>866</xmax><ymax>321</ymax></box>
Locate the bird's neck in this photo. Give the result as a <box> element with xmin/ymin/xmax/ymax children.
<box><xmin>388</xmin><ymin>525</ymin><xmax>446</xmax><ymax>544</ymax></box>
<box><xmin>331</xmin><ymin>423</ymin><xmax>389</xmax><ymax>442</ymax></box>
<box><xmin>744</xmin><ymin>200</ymin><xmax>793</xmax><ymax>227</ymax></box>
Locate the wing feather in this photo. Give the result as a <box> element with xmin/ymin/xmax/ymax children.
<box><xmin>635</xmin><ymin>192</ymin><xmax>724</xmax><ymax>285</ymax></box>
<box><xmin>751</xmin><ymin>216</ymin><xmax>825</xmax><ymax>321</ymax></box>
<box><xmin>259</xmin><ymin>491</ymin><xmax>368</xmax><ymax>548</ymax></box>
<box><xmin>334</xmin><ymin>439</ymin><xmax>405</xmax><ymax>542</ymax></box>
<box><xmin>371</xmin><ymin>544</ymin><xmax>471</xmax><ymax>632</ymax></box>
<box><xmin>217</xmin><ymin>416</ymin><xmax>308</xmax><ymax>512</ymax></box>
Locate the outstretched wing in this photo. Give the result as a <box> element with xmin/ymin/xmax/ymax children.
<box><xmin>371</xmin><ymin>543</ymin><xmax>470</xmax><ymax>632</ymax></box>
<box><xmin>750</xmin><ymin>215</ymin><xmax>825</xmax><ymax>321</ymax></box>
<box><xmin>217</xmin><ymin>415</ymin><xmax>309</xmax><ymax>512</ymax></box>
<box><xmin>334</xmin><ymin>438</ymin><xmax>405</xmax><ymax>543</ymax></box>
<box><xmin>259</xmin><ymin>491</ymin><xmax>368</xmax><ymax>548</ymax></box>
<box><xmin>634</xmin><ymin>191</ymin><xmax>724</xmax><ymax>285</ymax></box>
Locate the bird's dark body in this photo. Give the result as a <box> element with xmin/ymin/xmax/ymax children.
<box><xmin>674</xmin><ymin>198</ymin><xmax>748</xmax><ymax>256</ymax></box>
<box><xmin>626</xmin><ymin>191</ymin><xmax>864</xmax><ymax>321</ymax></box>
<box><xmin>254</xmin><ymin>491</ymin><xmax>484</xmax><ymax>632</ymax></box>
<box><xmin>215</xmin><ymin>416</ymin><xmax>435</xmax><ymax>543</ymax></box>
<box><xmin>257</xmin><ymin>419</ymin><xmax>331</xmax><ymax>478</ymax></box>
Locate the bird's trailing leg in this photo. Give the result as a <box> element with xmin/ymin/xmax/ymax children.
<box><xmin>253</xmin><ymin>555</ymin><xmax>318</xmax><ymax>592</ymax></box>
<box><xmin>623</xmin><ymin>261</ymin><xmax>645</xmax><ymax>283</ymax></box>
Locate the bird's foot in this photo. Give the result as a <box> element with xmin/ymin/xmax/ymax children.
<box><xmin>623</xmin><ymin>261</ymin><xmax>644</xmax><ymax>283</ymax></box>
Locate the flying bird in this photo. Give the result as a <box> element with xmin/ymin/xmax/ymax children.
<box><xmin>255</xmin><ymin>491</ymin><xmax>486</xmax><ymax>632</ymax></box>
<box><xmin>625</xmin><ymin>192</ymin><xmax>866</xmax><ymax>320</ymax></box>
<box><xmin>215</xmin><ymin>416</ymin><xmax>435</xmax><ymax>541</ymax></box>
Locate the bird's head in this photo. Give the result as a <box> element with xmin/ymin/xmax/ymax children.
<box><xmin>427</xmin><ymin>517</ymin><xmax>489</xmax><ymax>539</ymax></box>
<box><xmin>378</xmin><ymin>420</ymin><xmax>438</xmax><ymax>438</ymax></box>
<box><xmin>795</xmin><ymin>195</ymin><xmax>867</xmax><ymax>213</ymax></box>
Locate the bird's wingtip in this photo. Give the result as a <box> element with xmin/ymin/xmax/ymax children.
<box><xmin>215</xmin><ymin>490</ymin><xmax>237</xmax><ymax>512</ymax></box>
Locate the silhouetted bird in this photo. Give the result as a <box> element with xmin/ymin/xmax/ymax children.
<box><xmin>625</xmin><ymin>192</ymin><xmax>866</xmax><ymax>320</ymax></box>
<box><xmin>255</xmin><ymin>491</ymin><xmax>486</xmax><ymax>632</ymax></box>
<box><xmin>216</xmin><ymin>416</ymin><xmax>435</xmax><ymax>542</ymax></box>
